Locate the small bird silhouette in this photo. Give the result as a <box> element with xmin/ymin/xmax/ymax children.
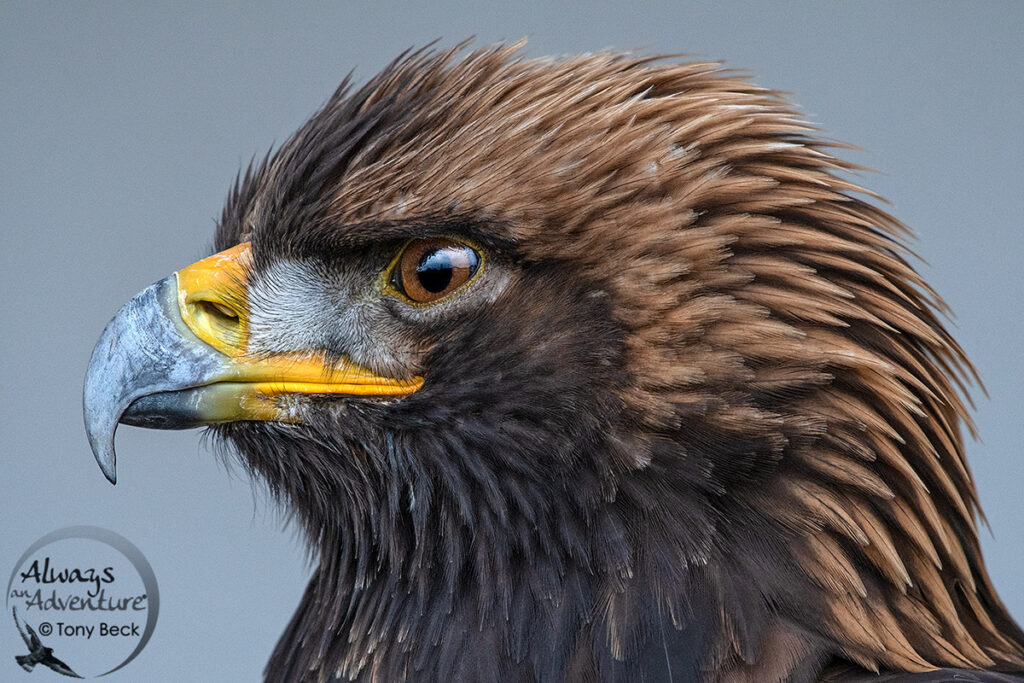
<box><xmin>12</xmin><ymin>607</ymin><xmax>82</xmax><ymax>678</ymax></box>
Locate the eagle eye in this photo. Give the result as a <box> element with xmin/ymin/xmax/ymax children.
<box><xmin>391</xmin><ymin>238</ymin><xmax>482</xmax><ymax>304</ymax></box>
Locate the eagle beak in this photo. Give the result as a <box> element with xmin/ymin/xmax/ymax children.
<box><xmin>83</xmin><ymin>242</ymin><xmax>423</xmax><ymax>484</ymax></box>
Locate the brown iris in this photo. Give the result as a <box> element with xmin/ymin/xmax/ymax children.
<box><xmin>392</xmin><ymin>238</ymin><xmax>482</xmax><ymax>304</ymax></box>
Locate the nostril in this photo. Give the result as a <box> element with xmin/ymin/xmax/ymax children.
<box><xmin>179</xmin><ymin>289</ymin><xmax>248</xmax><ymax>355</ymax></box>
<box><xmin>195</xmin><ymin>299</ymin><xmax>239</xmax><ymax>323</ymax></box>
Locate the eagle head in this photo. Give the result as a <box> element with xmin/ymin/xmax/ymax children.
<box><xmin>84</xmin><ymin>45</ymin><xmax>1024</xmax><ymax>681</ymax></box>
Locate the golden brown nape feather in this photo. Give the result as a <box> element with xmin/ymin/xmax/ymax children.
<box><xmin>233</xmin><ymin>44</ymin><xmax>1024</xmax><ymax>679</ymax></box>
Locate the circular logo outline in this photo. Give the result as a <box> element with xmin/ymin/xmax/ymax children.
<box><xmin>6</xmin><ymin>526</ymin><xmax>159</xmax><ymax>677</ymax></box>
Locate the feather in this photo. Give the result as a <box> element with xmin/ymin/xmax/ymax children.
<box><xmin>198</xmin><ymin>44</ymin><xmax>1024</xmax><ymax>681</ymax></box>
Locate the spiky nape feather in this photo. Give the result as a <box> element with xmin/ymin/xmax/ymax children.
<box><xmin>213</xmin><ymin>44</ymin><xmax>1024</xmax><ymax>682</ymax></box>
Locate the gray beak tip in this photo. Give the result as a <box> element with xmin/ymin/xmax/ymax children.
<box><xmin>83</xmin><ymin>278</ymin><xmax>176</xmax><ymax>487</ymax></box>
<box><xmin>98</xmin><ymin>450</ymin><xmax>117</xmax><ymax>485</ymax></box>
<box><xmin>84</xmin><ymin>406</ymin><xmax>119</xmax><ymax>484</ymax></box>
<box><xmin>83</xmin><ymin>275</ymin><xmax>226</xmax><ymax>485</ymax></box>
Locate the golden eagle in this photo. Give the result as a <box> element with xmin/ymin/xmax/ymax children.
<box><xmin>84</xmin><ymin>45</ymin><xmax>1024</xmax><ymax>682</ymax></box>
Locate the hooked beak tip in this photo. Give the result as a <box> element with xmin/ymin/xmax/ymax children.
<box><xmin>85</xmin><ymin>415</ymin><xmax>118</xmax><ymax>484</ymax></box>
<box><xmin>101</xmin><ymin>462</ymin><xmax>117</xmax><ymax>485</ymax></box>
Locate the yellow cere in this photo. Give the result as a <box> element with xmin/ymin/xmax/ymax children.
<box><xmin>176</xmin><ymin>242</ymin><xmax>253</xmax><ymax>356</ymax></box>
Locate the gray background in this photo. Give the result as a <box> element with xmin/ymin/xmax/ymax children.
<box><xmin>2</xmin><ymin>2</ymin><xmax>1022</xmax><ymax>680</ymax></box>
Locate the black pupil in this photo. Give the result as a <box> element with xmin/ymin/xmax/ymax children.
<box><xmin>416</xmin><ymin>247</ymin><xmax>476</xmax><ymax>293</ymax></box>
